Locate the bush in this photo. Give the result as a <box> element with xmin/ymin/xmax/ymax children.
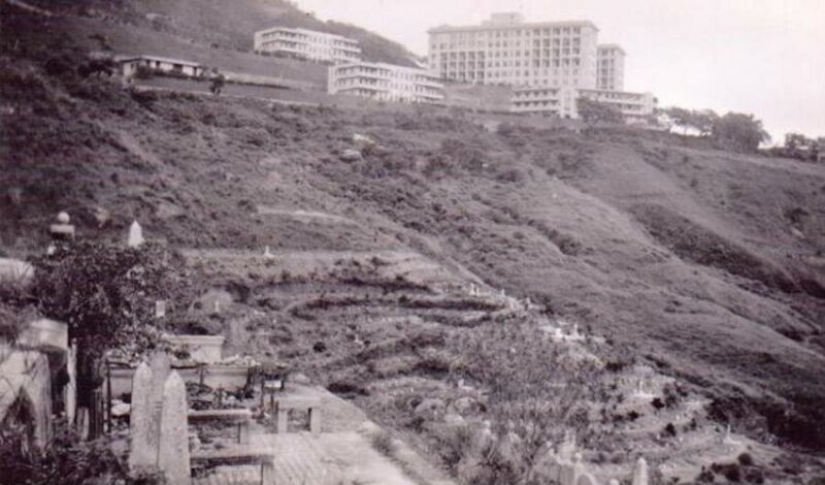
<box><xmin>371</xmin><ymin>430</ymin><xmax>396</xmax><ymax>457</ymax></box>
<box><xmin>0</xmin><ymin>421</ymin><xmax>164</xmax><ymax>484</ymax></box>
<box><xmin>738</xmin><ymin>452</ymin><xmax>754</xmax><ymax>466</ymax></box>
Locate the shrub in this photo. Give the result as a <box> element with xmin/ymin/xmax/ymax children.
<box><xmin>0</xmin><ymin>421</ymin><xmax>164</xmax><ymax>484</ymax></box>
<box><xmin>737</xmin><ymin>452</ymin><xmax>754</xmax><ymax>466</ymax></box>
<box><xmin>371</xmin><ymin>430</ymin><xmax>396</xmax><ymax>457</ymax></box>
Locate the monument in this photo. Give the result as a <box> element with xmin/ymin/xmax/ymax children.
<box><xmin>128</xmin><ymin>220</ymin><xmax>145</xmax><ymax>247</ymax></box>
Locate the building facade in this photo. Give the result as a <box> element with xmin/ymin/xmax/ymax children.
<box><xmin>253</xmin><ymin>27</ymin><xmax>361</xmax><ymax>64</ymax></box>
<box><xmin>597</xmin><ymin>44</ymin><xmax>625</xmax><ymax>91</ymax></box>
<box><xmin>118</xmin><ymin>55</ymin><xmax>204</xmax><ymax>78</ymax></box>
<box><xmin>512</xmin><ymin>86</ymin><xmax>656</xmax><ymax>121</ymax></box>
<box><xmin>328</xmin><ymin>62</ymin><xmax>444</xmax><ymax>103</ymax></box>
<box><xmin>428</xmin><ymin>13</ymin><xmax>599</xmax><ymax>88</ymax></box>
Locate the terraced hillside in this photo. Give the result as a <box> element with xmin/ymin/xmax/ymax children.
<box><xmin>2</xmin><ymin>5</ymin><xmax>825</xmax><ymax>482</ymax></box>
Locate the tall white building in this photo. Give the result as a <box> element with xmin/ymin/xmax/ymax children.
<box><xmin>328</xmin><ymin>62</ymin><xmax>444</xmax><ymax>103</ymax></box>
<box><xmin>597</xmin><ymin>44</ymin><xmax>625</xmax><ymax>91</ymax></box>
<box><xmin>254</xmin><ymin>27</ymin><xmax>361</xmax><ymax>64</ymax></box>
<box><xmin>428</xmin><ymin>13</ymin><xmax>599</xmax><ymax>88</ymax></box>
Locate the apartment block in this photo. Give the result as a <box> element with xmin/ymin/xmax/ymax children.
<box><xmin>254</xmin><ymin>27</ymin><xmax>361</xmax><ymax>64</ymax></box>
<box><xmin>328</xmin><ymin>62</ymin><xmax>444</xmax><ymax>103</ymax></box>
<box><xmin>428</xmin><ymin>13</ymin><xmax>599</xmax><ymax>88</ymax></box>
<box><xmin>511</xmin><ymin>86</ymin><xmax>656</xmax><ymax>121</ymax></box>
<box><xmin>597</xmin><ymin>44</ymin><xmax>625</xmax><ymax>91</ymax></box>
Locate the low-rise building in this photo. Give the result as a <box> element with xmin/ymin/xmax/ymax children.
<box><xmin>118</xmin><ymin>55</ymin><xmax>204</xmax><ymax>78</ymax></box>
<box><xmin>511</xmin><ymin>85</ymin><xmax>656</xmax><ymax>122</ymax></box>
<box><xmin>254</xmin><ymin>27</ymin><xmax>361</xmax><ymax>64</ymax></box>
<box><xmin>328</xmin><ymin>61</ymin><xmax>445</xmax><ymax>103</ymax></box>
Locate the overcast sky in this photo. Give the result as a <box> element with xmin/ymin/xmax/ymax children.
<box><xmin>294</xmin><ymin>0</ymin><xmax>824</xmax><ymax>142</ymax></box>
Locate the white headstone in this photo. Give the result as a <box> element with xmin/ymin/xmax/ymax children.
<box><xmin>155</xmin><ymin>300</ymin><xmax>167</xmax><ymax>319</ymax></box>
<box><xmin>264</xmin><ymin>246</ymin><xmax>274</xmax><ymax>259</ymax></box>
<box><xmin>632</xmin><ymin>457</ymin><xmax>649</xmax><ymax>485</ymax></box>
<box><xmin>65</xmin><ymin>343</ymin><xmax>77</xmax><ymax>425</ymax></box>
<box><xmin>148</xmin><ymin>353</ymin><xmax>171</xmax><ymax>460</ymax></box>
<box><xmin>558</xmin><ymin>431</ymin><xmax>576</xmax><ymax>462</ymax></box>
<box><xmin>158</xmin><ymin>372</ymin><xmax>191</xmax><ymax>485</ymax></box>
<box><xmin>129</xmin><ymin>363</ymin><xmax>155</xmax><ymax>473</ymax></box>
<box><xmin>128</xmin><ymin>220</ymin><xmax>145</xmax><ymax>247</ymax></box>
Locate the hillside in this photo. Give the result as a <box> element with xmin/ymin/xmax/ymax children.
<box><xmin>27</xmin><ymin>0</ymin><xmax>419</xmax><ymax>66</ymax></box>
<box><xmin>2</xmin><ymin>5</ymin><xmax>825</xmax><ymax>483</ymax></box>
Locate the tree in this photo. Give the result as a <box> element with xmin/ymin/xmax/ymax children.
<box><xmin>665</xmin><ymin>107</ymin><xmax>694</xmax><ymax>135</ymax></box>
<box><xmin>691</xmin><ymin>109</ymin><xmax>719</xmax><ymax>136</ymax></box>
<box><xmin>664</xmin><ymin>107</ymin><xmax>718</xmax><ymax>135</ymax></box>
<box><xmin>711</xmin><ymin>112</ymin><xmax>770</xmax><ymax>152</ymax></box>
<box><xmin>576</xmin><ymin>97</ymin><xmax>623</xmax><ymax>130</ymax></box>
<box><xmin>29</xmin><ymin>242</ymin><xmax>190</xmax><ymax>410</ymax></box>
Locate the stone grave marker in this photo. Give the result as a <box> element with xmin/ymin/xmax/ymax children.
<box><xmin>158</xmin><ymin>371</ymin><xmax>191</xmax><ymax>485</ymax></box>
<box><xmin>128</xmin><ymin>220</ymin><xmax>145</xmax><ymax>247</ymax></box>
<box><xmin>129</xmin><ymin>363</ymin><xmax>155</xmax><ymax>473</ymax></box>
<box><xmin>148</xmin><ymin>353</ymin><xmax>171</xmax><ymax>460</ymax></box>
<box><xmin>155</xmin><ymin>300</ymin><xmax>167</xmax><ymax>319</ymax></box>
<box><xmin>632</xmin><ymin>457</ymin><xmax>649</xmax><ymax>485</ymax></box>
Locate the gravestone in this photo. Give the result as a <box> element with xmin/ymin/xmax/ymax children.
<box><xmin>577</xmin><ymin>473</ymin><xmax>598</xmax><ymax>485</ymax></box>
<box><xmin>148</xmin><ymin>353</ymin><xmax>171</xmax><ymax>461</ymax></box>
<box><xmin>128</xmin><ymin>220</ymin><xmax>145</xmax><ymax>247</ymax></box>
<box><xmin>50</xmin><ymin>212</ymin><xmax>75</xmax><ymax>240</ymax></box>
<box><xmin>65</xmin><ymin>343</ymin><xmax>77</xmax><ymax>426</ymax></box>
<box><xmin>632</xmin><ymin>457</ymin><xmax>649</xmax><ymax>485</ymax></box>
<box><xmin>264</xmin><ymin>246</ymin><xmax>274</xmax><ymax>259</ymax></box>
<box><xmin>129</xmin><ymin>363</ymin><xmax>155</xmax><ymax>473</ymax></box>
<box><xmin>558</xmin><ymin>431</ymin><xmax>576</xmax><ymax>461</ymax></box>
<box><xmin>155</xmin><ymin>300</ymin><xmax>167</xmax><ymax>319</ymax></box>
<box><xmin>158</xmin><ymin>372</ymin><xmax>191</xmax><ymax>485</ymax></box>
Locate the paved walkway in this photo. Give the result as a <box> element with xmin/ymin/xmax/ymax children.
<box><xmin>191</xmin><ymin>383</ymin><xmax>456</xmax><ymax>485</ymax></box>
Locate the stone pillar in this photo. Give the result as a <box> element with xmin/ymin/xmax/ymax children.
<box><xmin>632</xmin><ymin>457</ymin><xmax>649</xmax><ymax>485</ymax></box>
<box><xmin>238</xmin><ymin>420</ymin><xmax>250</xmax><ymax>445</ymax></box>
<box><xmin>129</xmin><ymin>363</ymin><xmax>155</xmax><ymax>473</ymax></box>
<box><xmin>276</xmin><ymin>403</ymin><xmax>288</xmax><ymax>434</ymax></box>
<box><xmin>309</xmin><ymin>406</ymin><xmax>322</xmax><ymax>436</ymax></box>
<box><xmin>148</xmin><ymin>353</ymin><xmax>171</xmax><ymax>463</ymax></box>
<box><xmin>65</xmin><ymin>343</ymin><xmax>77</xmax><ymax>426</ymax></box>
<box><xmin>128</xmin><ymin>220</ymin><xmax>145</xmax><ymax>247</ymax></box>
<box><xmin>158</xmin><ymin>372</ymin><xmax>191</xmax><ymax>485</ymax></box>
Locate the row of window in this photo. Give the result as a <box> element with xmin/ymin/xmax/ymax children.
<box><xmin>432</xmin><ymin>38</ymin><xmax>583</xmax><ymax>51</ymax></box>
<box><xmin>437</xmin><ymin>49</ymin><xmax>585</xmax><ymax>60</ymax></box>
<box><xmin>437</xmin><ymin>58</ymin><xmax>583</xmax><ymax>69</ymax></box>
<box><xmin>258</xmin><ymin>31</ymin><xmax>357</xmax><ymax>46</ymax></box>
<box><xmin>432</xmin><ymin>26</ymin><xmax>587</xmax><ymax>43</ymax></box>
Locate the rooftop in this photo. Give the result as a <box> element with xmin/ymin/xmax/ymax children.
<box><xmin>429</xmin><ymin>13</ymin><xmax>598</xmax><ymax>34</ymax></box>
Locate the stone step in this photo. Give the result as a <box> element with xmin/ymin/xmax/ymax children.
<box><xmin>193</xmin><ymin>465</ymin><xmax>262</xmax><ymax>485</ymax></box>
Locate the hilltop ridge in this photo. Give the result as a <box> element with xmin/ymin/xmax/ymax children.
<box><xmin>23</xmin><ymin>0</ymin><xmax>420</xmax><ymax>66</ymax></box>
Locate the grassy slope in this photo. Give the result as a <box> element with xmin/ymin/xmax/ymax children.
<box><xmin>3</xmin><ymin>3</ymin><xmax>825</xmax><ymax>463</ymax></box>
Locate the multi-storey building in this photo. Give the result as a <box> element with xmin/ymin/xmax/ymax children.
<box><xmin>511</xmin><ymin>86</ymin><xmax>656</xmax><ymax>122</ymax></box>
<box><xmin>253</xmin><ymin>27</ymin><xmax>361</xmax><ymax>64</ymax></box>
<box><xmin>597</xmin><ymin>44</ymin><xmax>625</xmax><ymax>91</ymax></box>
<box><xmin>428</xmin><ymin>13</ymin><xmax>599</xmax><ymax>88</ymax></box>
<box><xmin>328</xmin><ymin>62</ymin><xmax>444</xmax><ymax>103</ymax></box>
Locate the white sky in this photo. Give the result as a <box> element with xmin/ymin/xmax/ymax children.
<box><xmin>294</xmin><ymin>0</ymin><xmax>825</xmax><ymax>142</ymax></box>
